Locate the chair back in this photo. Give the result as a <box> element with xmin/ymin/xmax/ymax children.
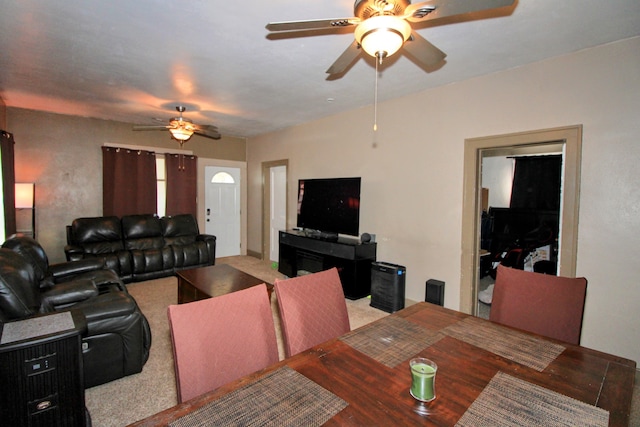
<box><xmin>275</xmin><ymin>268</ymin><xmax>350</xmax><ymax>357</ymax></box>
<box><xmin>167</xmin><ymin>284</ymin><xmax>278</xmax><ymax>403</ymax></box>
<box><xmin>2</xmin><ymin>234</ymin><xmax>49</xmax><ymax>282</ymax></box>
<box><xmin>0</xmin><ymin>249</ymin><xmax>40</xmax><ymax>321</ymax></box>
<box><xmin>489</xmin><ymin>264</ymin><xmax>587</xmax><ymax>345</ymax></box>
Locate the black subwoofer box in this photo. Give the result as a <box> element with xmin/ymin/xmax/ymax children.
<box><xmin>425</xmin><ymin>279</ymin><xmax>445</xmax><ymax>306</ymax></box>
<box><xmin>370</xmin><ymin>262</ymin><xmax>406</xmax><ymax>313</ymax></box>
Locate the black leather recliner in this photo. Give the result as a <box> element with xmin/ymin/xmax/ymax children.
<box><xmin>0</xmin><ymin>235</ymin><xmax>152</xmax><ymax>388</ymax></box>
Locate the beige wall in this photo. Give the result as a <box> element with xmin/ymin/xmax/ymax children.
<box><xmin>7</xmin><ymin>107</ymin><xmax>246</xmax><ymax>263</ymax></box>
<box><xmin>0</xmin><ymin>95</ymin><xmax>6</xmax><ymax>130</ymax></box>
<box><xmin>247</xmin><ymin>37</ymin><xmax>640</xmax><ymax>363</ymax></box>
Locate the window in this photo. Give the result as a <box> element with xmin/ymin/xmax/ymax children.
<box><xmin>157</xmin><ymin>156</ymin><xmax>166</xmax><ymax>217</ymax></box>
<box><xmin>211</xmin><ymin>171</ymin><xmax>235</xmax><ymax>184</ymax></box>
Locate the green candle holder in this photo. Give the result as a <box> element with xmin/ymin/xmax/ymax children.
<box><xmin>410</xmin><ymin>358</ymin><xmax>437</xmax><ymax>402</ymax></box>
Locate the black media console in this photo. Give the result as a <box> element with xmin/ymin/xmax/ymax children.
<box><xmin>278</xmin><ymin>230</ymin><xmax>377</xmax><ymax>299</ymax></box>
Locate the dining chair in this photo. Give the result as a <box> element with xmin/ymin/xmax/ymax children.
<box><xmin>167</xmin><ymin>284</ymin><xmax>279</xmax><ymax>403</ymax></box>
<box><xmin>275</xmin><ymin>267</ymin><xmax>351</xmax><ymax>357</ymax></box>
<box><xmin>489</xmin><ymin>264</ymin><xmax>587</xmax><ymax>345</ymax></box>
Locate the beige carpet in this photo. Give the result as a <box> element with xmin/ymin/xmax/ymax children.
<box><xmin>85</xmin><ymin>256</ymin><xmax>388</xmax><ymax>426</ymax></box>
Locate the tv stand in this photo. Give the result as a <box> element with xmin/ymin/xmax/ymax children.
<box><xmin>278</xmin><ymin>230</ymin><xmax>377</xmax><ymax>299</ymax></box>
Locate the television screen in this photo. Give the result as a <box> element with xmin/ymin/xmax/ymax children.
<box><xmin>296</xmin><ymin>177</ymin><xmax>361</xmax><ymax>237</ymax></box>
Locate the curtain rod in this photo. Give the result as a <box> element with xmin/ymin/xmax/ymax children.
<box><xmin>103</xmin><ymin>143</ymin><xmax>193</xmax><ymax>155</ymax></box>
<box><xmin>506</xmin><ymin>153</ymin><xmax>562</xmax><ymax>159</ymax></box>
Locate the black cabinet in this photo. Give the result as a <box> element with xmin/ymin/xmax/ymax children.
<box><xmin>278</xmin><ymin>230</ymin><xmax>377</xmax><ymax>299</ymax></box>
<box><xmin>0</xmin><ymin>311</ymin><xmax>88</xmax><ymax>427</ymax></box>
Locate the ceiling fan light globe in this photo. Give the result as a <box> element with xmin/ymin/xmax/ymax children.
<box><xmin>355</xmin><ymin>16</ymin><xmax>411</xmax><ymax>60</ymax></box>
<box><xmin>169</xmin><ymin>127</ymin><xmax>194</xmax><ymax>141</ymax></box>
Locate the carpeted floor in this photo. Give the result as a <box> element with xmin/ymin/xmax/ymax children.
<box><xmin>84</xmin><ymin>256</ymin><xmax>389</xmax><ymax>426</ymax></box>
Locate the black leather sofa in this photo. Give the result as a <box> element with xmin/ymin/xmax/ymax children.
<box><xmin>0</xmin><ymin>235</ymin><xmax>152</xmax><ymax>388</ymax></box>
<box><xmin>65</xmin><ymin>213</ymin><xmax>216</xmax><ymax>283</ymax></box>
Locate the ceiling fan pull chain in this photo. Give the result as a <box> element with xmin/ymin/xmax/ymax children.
<box><xmin>373</xmin><ymin>58</ymin><xmax>379</xmax><ymax>132</ymax></box>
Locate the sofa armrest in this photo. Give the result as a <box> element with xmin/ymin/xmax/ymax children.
<box><xmin>74</xmin><ymin>292</ymin><xmax>137</xmax><ymax>324</ymax></box>
<box><xmin>64</xmin><ymin>244</ymin><xmax>87</xmax><ymax>262</ymax></box>
<box><xmin>197</xmin><ymin>234</ymin><xmax>216</xmax><ymax>263</ymax></box>
<box><xmin>40</xmin><ymin>279</ymin><xmax>99</xmax><ymax>311</ymax></box>
<box><xmin>49</xmin><ymin>258</ymin><xmax>106</xmax><ymax>282</ymax></box>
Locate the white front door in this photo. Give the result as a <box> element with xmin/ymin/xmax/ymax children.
<box><xmin>205</xmin><ymin>166</ymin><xmax>241</xmax><ymax>257</ymax></box>
<box><xmin>269</xmin><ymin>165</ymin><xmax>287</xmax><ymax>262</ymax></box>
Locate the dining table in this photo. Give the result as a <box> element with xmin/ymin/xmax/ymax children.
<box><xmin>129</xmin><ymin>301</ymin><xmax>636</xmax><ymax>426</ymax></box>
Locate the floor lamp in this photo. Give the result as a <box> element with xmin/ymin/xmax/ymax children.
<box><xmin>15</xmin><ymin>183</ymin><xmax>35</xmax><ymax>239</ymax></box>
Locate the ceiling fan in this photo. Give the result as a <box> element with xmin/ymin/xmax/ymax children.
<box><xmin>132</xmin><ymin>106</ymin><xmax>221</xmax><ymax>145</ymax></box>
<box><xmin>266</xmin><ymin>0</ymin><xmax>515</xmax><ymax>75</ymax></box>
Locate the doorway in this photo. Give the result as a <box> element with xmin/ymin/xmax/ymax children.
<box><xmin>460</xmin><ymin>126</ymin><xmax>582</xmax><ymax>315</ymax></box>
<box><xmin>261</xmin><ymin>160</ymin><xmax>288</xmax><ymax>262</ymax></box>
<box><xmin>477</xmin><ymin>146</ymin><xmax>563</xmax><ymax>318</ymax></box>
<box><xmin>205</xmin><ymin>166</ymin><xmax>241</xmax><ymax>257</ymax></box>
<box><xmin>197</xmin><ymin>159</ymin><xmax>247</xmax><ymax>259</ymax></box>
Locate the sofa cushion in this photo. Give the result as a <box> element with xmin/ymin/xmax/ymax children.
<box><xmin>72</xmin><ymin>216</ymin><xmax>125</xmax><ymax>254</ymax></box>
<box><xmin>162</xmin><ymin>214</ymin><xmax>199</xmax><ymax>246</ymax></box>
<box><xmin>122</xmin><ymin>214</ymin><xmax>164</xmax><ymax>250</ymax></box>
<box><xmin>173</xmin><ymin>241</ymin><xmax>213</xmax><ymax>267</ymax></box>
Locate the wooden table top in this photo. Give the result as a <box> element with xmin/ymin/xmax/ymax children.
<box><xmin>130</xmin><ymin>302</ymin><xmax>636</xmax><ymax>426</ymax></box>
<box><xmin>176</xmin><ymin>264</ymin><xmax>272</xmax><ymax>298</ymax></box>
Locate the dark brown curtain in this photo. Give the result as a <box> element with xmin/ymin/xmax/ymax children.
<box><xmin>165</xmin><ymin>154</ymin><xmax>197</xmax><ymax>218</ymax></box>
<box><xmin>102</xmin><ymin>146</ymin><xmax>157</xmax><ymax>217</ymax></box>
<box><xmin>1</xmin><ymin>130</ymin><xmax>16</xmax><ymax>237</ymax></box>
<box><xmin>510</xmin><ymin>155</ymin><xmax>562</xmax><ymax>211</ymax></box>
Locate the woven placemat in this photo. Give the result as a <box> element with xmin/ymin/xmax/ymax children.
<box><xmin>442</xmin><ymin>317</ymin><xmax>565</xmax><ymax>371</ymax></box>
<box><xmin>169</xmin><ymin>366</ymin><xmax>347</xmax><ymax>427</ymax></box>
<box><xmin>339</xmin><ymin>316</ymin><xmax>443</xmax><ymax>368</ymax></box>
<box><xmin>456</xmin><ymin>371</ymin><xmax>609</xmax><ymax>426</ymax></box>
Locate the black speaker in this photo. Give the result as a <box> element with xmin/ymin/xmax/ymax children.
<box><xmin>370</xmin><ymin>262</ymin><xmax>406</xmax><ymax>313</ymax></box>
<box><xmin>425</xmin><ymin>279</ymin><xmax>445</xmax><ymax>306</ymax></box>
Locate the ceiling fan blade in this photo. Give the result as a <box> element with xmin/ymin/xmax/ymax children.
<box><xmin>195</xmin><ymin>124</ymin><xmax>219</xmax><ymax>132</ymax></box>
<box><xmin>194</xmin><ymin>128</ymin><xmax>222</xmax><ymax>140</ymax></box>
<box><xmin>405</xmin><ymin>0</ymin><xmax>515</xmax><ymax>23</ymax></box>
<box><xmin>403</xmin><ymin>31</ymin><xmax>446</xmax><ymax>68</ymax></box>
<box><xmin>326</xmin><ymin>41</ymin><xmax>361</xmax><ymax>75</ymax></box>
<box><xmin>132</xmin><ymin>125</ymin><xmax>170</xmax><ymax>131</ymax></box>
<box><xmin>266</xmin><ymin>17</ymin><xmax>358</xmax><ymax>32</ymax></box>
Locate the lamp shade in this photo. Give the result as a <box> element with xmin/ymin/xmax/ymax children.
<box><xmin>355</xmin><ymin>16</ymin><xmax>411</xmax><ymax>59</ymax></box>
<box><xmin>15</xmin><ymin>183</ymin><xmax>34</xmax><ymax>208</ymax></box>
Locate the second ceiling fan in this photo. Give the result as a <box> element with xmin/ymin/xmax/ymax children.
<box><xmin>133</xmin><ymin>106</ymin><xmax>221</xmax><ymax>145</ymax></box>
<box><xmin>267</xmin><ymin>0</ymin><xmax>515</xmax><ymax>75</ymax></box>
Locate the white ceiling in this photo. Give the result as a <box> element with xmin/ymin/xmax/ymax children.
<box><xmin>0</xmin><ymin>0</ymin><xmax>638</xmax><ymax>138</ymax></box>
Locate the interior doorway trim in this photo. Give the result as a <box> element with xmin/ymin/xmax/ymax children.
<box><xmin>261</xmin><ymin>159</ymin><xmax>288</xmax><ymax>260</ymax></box>
<box><xmin>460</xmin><ymin>125</ymin><xmax>582</xmax><ymax>314</ymax></box>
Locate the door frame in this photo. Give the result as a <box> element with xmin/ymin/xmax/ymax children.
<box><xmin>460</xmin><ymin>125</ymin><xmax>582</xmax><ymax>314</ymax></box>
<box><xmin>261</xmin><ymin>159</ymin><xmax>288</xmax><ymax>260</ymax></box>
<box><xmin>197</xmin><ymin>158</ymin><xmax>247</xmax><ymax>255</ymax></box>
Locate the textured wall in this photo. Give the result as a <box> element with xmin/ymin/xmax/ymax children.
<box><xmin>7</xmin><ymin>108</ymin><xmax>246</xmax><ymax>263</ymax></box>
<box><xmin>0</xmin><ymin>96</ymin><xmax>6</xmax><ymax>130</ymax></box>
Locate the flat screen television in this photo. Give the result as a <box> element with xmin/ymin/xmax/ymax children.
<box><xmin>296</xmin><ymin>177</ymin><xmax>361</xmax><ymax>238</ymax></box>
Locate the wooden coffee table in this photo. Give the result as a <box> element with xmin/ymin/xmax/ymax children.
<box><xmin>176</xmin><ymin>264</ymin><xmax>272</xmax><ymax>304</ymax></box>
